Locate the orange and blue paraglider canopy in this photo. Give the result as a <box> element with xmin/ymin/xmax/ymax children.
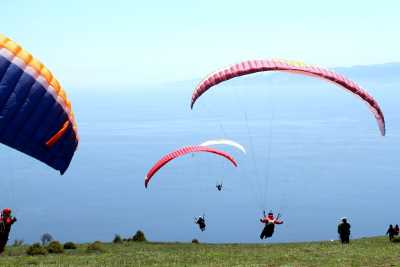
<box><xmin>0</xmin><ymin>33</ymin><xmax>78</xmax><ymax>174</ymax></box>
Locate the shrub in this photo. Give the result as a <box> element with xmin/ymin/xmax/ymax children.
<box><xmin>113</xmin><ymin>234</ymin><xmax>123</xmax><ymax>244</ymax></box>
<box><xmin>63</xmin><ymin>242</ymin><xmax>77</xmax><ymax>249</ymax></box>
<box><xmin>41</xmin><ymin>233</ymin><xmax>53</xmax><ymax>246</ymax></box>
<box><xmin>86</xmin><ymin>241</ymin><xmax>105</xmax><ymax>253</ymax></box>
<box><xmin>392</xmin><ymin>236</ymin><xmax>400</xmax><ymax>243</ymax></box>
<box><xmin>132</xmin><ymin>230</ymin><xmax>146</xmax><ymax>242</ymax></box>
<box><xmin>192</xmin><ymin>239</ymin><xmax>199</xmax><ymax>244</ymax></box>
<box><xmin>26</xmin><ymin>243</ymin><xmax>48</xmax><ymax>256</ymax></box>
<box><xmin>47</xmin><ymin>241</ymin><xmax>64</xmax><ymax>254</ymax></box>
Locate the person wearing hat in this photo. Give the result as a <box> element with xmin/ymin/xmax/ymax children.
<box><xmin>0</xmin><ymin>208</ymin><xmax>17</xmax><ymax>254</ymax></box>
<box><xmin>337</xmin><ymin>217</ymin><xmax>351</xmax><ymax>244</ymax></box>
<box><xmin>259</xmin><ymin>212</ymin><xmax>283</xmax><ymax>240</ymax></box>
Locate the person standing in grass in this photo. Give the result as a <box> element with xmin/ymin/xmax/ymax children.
<box><xmin>0</xmin><ymin>208</ymin><xmax>17</xmax><ymax>254</ymax></box>
<box><xmin>386</xmin><ymin>224</ymin><xmax>396</xmax><ymax>241</ymax></box>
<box><xmin>337</xmin><ymin>217</ymin><xmax>351</xmax><ymax>244</ymax></box>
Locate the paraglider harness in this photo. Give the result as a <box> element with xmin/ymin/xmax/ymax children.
<box><xmin>195</xmin><ymin>214</ymin><xmax>206</xmax><ymax>232</ymax></box>
<box><xmin>260</xmin><ymin>211</ymin><xmax>281</xmax><ymax>239</ymax></box>
<box><xmin>216</xmin><ymin>183</ymin><xmax>223</xmax><ymax>191</ymax></box>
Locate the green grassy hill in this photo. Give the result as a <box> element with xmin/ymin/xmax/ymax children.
<box><xmin>1</xmin><ymin>237</ymin><xmax>398</xmax><ymax>267</ymax></box>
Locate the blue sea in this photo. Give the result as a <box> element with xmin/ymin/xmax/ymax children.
<box><xmin>0</xmin><ymin>65</ymin><xmax>399</xmax><ymax>244</ymax></box>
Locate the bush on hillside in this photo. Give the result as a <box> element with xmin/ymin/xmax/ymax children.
<box><xmin>392</xmin><ymin>236</ymin><xmax>400</xmax><ymax>243</ymax></box>
<box><xmin>86</xmin><ymin>241</ymin><xmax>105</xmax><ymax>253</ymax></box>
<box><xmin>63</xmin><ymin>241</ymin><xmax>77</xmax><ymax>249</ymax></box>
<box><xmin>113</xmin><ymin>234</ymin><xmax>123</xmax><ymax>244</ymax></box>
<box><xmin>26</xmin><ymin>243</ymin><xmax>48</xmax><ymax>256</ymax></box>
<box><xmin>47</xmin><ymin>241</ymin><xmax>64</xmax><ymax>254</ymax></box>
<box><xmin>131</xmin><ymin>230</ymin><xmax>146</xmax><ymax>242</ymax></box>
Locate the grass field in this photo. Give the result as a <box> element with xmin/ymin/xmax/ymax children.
<box><xmin>0</xmin><ymin>236</ymin><xmax>398</xmax><ymax>266</ymax></box>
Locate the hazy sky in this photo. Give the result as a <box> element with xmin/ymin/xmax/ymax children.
<box><xmin>3</xmin><ymin>0</ymin><xmax>399</xmax><ymax>88</ymax></box>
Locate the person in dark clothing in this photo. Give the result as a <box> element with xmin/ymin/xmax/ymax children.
<box><xmin>0</xmin><ymin>208</ymin><xmax>17</xmax><ymax>254</ymax></box>
<box><xmin>195</xmin><ymin>215</ymin><xmax>206</xmax><ymax>232</ymax></box>
<box><xmin>394</xmin><ymin>224</ymin><xmax>399</xmax><ymax>236</ymax></box>
<box><xmin>386</xmin><ymin>224</ymin><xmax>396</xmax><ymax>241</ymax></box>
<box><xmin>216</xmin><ymin>183</ymin><xmax>223</xmax><ymax>191</ymax></box>
<box><xmin>337</xmin><ymin>217</ymin><xmax>351</xmax><ymax>244</ymax></box>
<box><xmin>259</xmin><ymin>212</ymin><xmax>283</xmax><ymax>239</ymax></box>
